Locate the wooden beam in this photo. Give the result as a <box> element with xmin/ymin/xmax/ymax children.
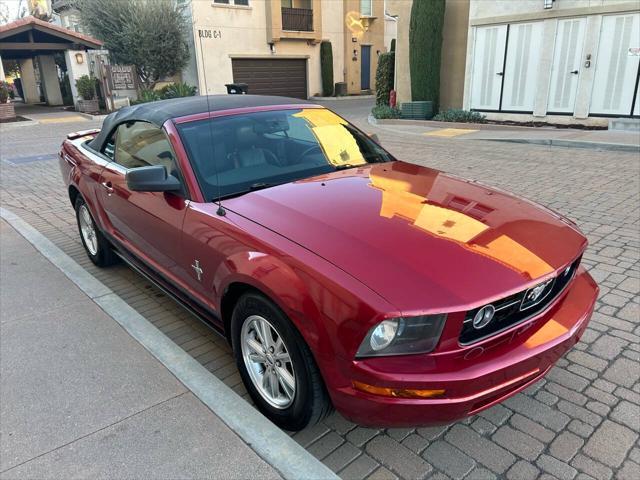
<box><xmin>0</xmin><ymin>42</ymin><xmax>74</xmax><ymax>50</ymax></box>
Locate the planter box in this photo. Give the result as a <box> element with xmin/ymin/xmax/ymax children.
<box><xmin>77</xmin><ymin>99</ymin><xmax>99</xmax><ymax>114</ymax></box>
<box><xmin>401</xmin><ymin>101</ymin><xmax>434</xmax><ymax>120</ymax></box>
<box><xmin>0</xmin><ymin>102</ymin><xmax>16</xmax><ymax>120</ymax></box>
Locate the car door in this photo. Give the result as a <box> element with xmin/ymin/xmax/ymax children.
<box><xmin>98</xmin><ymin>121</ymin><xmax>188</xmax><ymax>276</ymax></box>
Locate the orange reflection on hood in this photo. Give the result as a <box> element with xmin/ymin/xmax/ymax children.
<box><xmin>370</xmin><ymin>166</ymin><xmax>554</xmax><ymax>280</ymax></box>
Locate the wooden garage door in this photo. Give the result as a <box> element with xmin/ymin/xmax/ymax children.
<box><xmin>232</xmin><ymin>58</ymin><xmax>307</xmax><ymax>99</ymax></box>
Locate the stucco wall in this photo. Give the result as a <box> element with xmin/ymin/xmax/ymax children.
<box><xmin>387</xmin><ymin>0</ymin><xmax>469</xmax><ymax>107</ymax></box>
<box><xmin>190</xmin><ymin>0</ymin><xmax>325</xmax><ymax>97</ymax></box>
<box><xmin>440</xmin><ymin>0</ymin><xmax>469</xmax><ymax>110</ymax></box>
<box><xmin>385</xmin><ymin>0</ymin><xmax>411</xmax><ymax>103</ymax></box>
<box><xmin>469</xmin><ymin>0</ymin><xmax>637</xmax><ymax>19</ymax></box>
<box><xmin>321</xmin><ymin>0</ymin><xmax>346</xmax><ymax>90</ymax></box>
<box><xmin>343</xmin><ymin>0</ymin><xmax>386</xmax><ymax>94</ymax></box>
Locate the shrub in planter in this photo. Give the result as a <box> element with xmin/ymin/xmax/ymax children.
<box><xmin>75</xmin><ymin>75</ymin><xmax>100</xmax><ymax>113</ymax></box>
<box><xmin>159</xmin><ymin>82</ymin><xmax>197</xmax><ymax>99</ymax></box>
<box><xmin>372</xmin><ymin>105</ymin><xmax>401</xmax><ymax>119</ymax></box>
<box><xmin>375</xmin><ymin>51</ymin><xmax>394</xmax><ymax>106</ymax></box>
<box><xmin>433</xmin><ymin>109</ymin><xmax>487</xmax><ymax>123</ymax></box>
<box><xmin>0</xmin><ymin>81</ymin><xmax>10</xmax><ymax>103</ymax></box>
<box><xmin>320</xmin><ymin>41</ymin><xmax>334</xmax><ymax>97</ymax></box>
<box><xmin>0</xmin><ymin>81</ymin><xmax>16</xmax><ymax>120</ymax></box>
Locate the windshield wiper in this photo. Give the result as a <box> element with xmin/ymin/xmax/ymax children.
<box><xmin>249</xmin><ymin>182</ymin><xmax>279</xmax><ymax>191</ymax></box>
<box><xmin>334</xmin><ymin>164</ymin><xmax>360</xmax><ymax>171</ymax></box>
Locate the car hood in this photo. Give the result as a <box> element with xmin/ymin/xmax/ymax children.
<box><xmin>225</xmin><ymin>161</ymin><xmax>587</xmax><ymax>313</ymax></box>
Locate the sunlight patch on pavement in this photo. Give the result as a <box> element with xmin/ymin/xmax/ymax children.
<box><xmin>38</xmin><ymin>116</ymin><xmax>88</xmax><ymax>124</ymax></box>
<box><xmin>424</xmin><ymin>128</ymin><xmax>478</xmax><ymax>138</ymax></box>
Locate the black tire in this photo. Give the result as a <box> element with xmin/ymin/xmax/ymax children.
<box><xmin>74</xmin><ymin>196</ymin><xmax>117</xmax><ymax>267</ymax></box>
<box><xmin>231</xmin><ymin>292</ymin><xmax>332</xmax><ymax>431</ymax></box>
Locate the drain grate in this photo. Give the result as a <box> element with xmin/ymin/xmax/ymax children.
<box><xmin>3</xmin><ymin>153</ymin><xmax>58</xmax><ymax>165</ymax></box>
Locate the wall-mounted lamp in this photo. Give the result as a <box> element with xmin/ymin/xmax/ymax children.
<box><xmin>352</xmin><ymin>49</ymin><xmax>358</xmax><ymax>61</ymax></box>
<box><xmin>376</xmin><ymin>50</ymin><xmax>380</xmax><ymax>56</ymax></box>
<box><xmin>543</xmin><ymin>0</ymin><xmax>554</xmax><ymax>9</ymax></box>
<box><xmin>75</xmin><ymin>52</ymin><xmax>84</xmax><ymax>64</ymax></box>
<box><xmin>268</xmin><ymin>42</ymin><xmax>276</xmax><ymax>54</ymax></box>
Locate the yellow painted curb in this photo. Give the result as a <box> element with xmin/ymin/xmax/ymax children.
<box><xmin>424</xmin><ymin>128</ymin><xmax>478</xmax><ymax>138</ymax></box>
<box><xmin>38</xmin><ymin>116</ymin><xmax>88</xmax><ymax>124</ymax></box>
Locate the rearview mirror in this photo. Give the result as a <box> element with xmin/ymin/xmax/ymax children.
<box><xmin>369</xmin><ymin>133</ymin><xmax>380</xmax><ymax>144</ymax></box>
<box><xmin>126</xmin><ymin>165</ymin><xmax>181</xmax><ymax>192</ymax></box>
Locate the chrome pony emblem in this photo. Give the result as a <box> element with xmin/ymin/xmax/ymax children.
<box><xmin>527</xmin><ymin>282</ymin><xmax>549</xmax><ymax>302</ymax></box>
<box><xmin>521</xmin><ymin>278</ymin><xmax>554</xmax><ymax>310</ymax></box>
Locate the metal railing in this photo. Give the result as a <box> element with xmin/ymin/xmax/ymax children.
<box><xmin>281</xmin><ymin>7</ymin><xmax>313</xmax><ymax>32</ymax></box>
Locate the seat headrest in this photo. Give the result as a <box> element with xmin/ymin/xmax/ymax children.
<box><xmin>236</xmin><ymin>124</ymin><xmax>258</xmax><ymax>148</ymax></box>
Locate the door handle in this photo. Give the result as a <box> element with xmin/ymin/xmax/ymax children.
<box><xmin>496</xmin><ymin>72</ymin><xmax>503</xmax><ymax>76</ymax></box>
<box><xmin>570</xmin><ymin>70</ymin><xmax>579</xmax><ymax>74</ymax></box>
<box><xmin>101</xmin><ymin>181</ymin><xmax>114</xmax><ymax>194</ymax></box>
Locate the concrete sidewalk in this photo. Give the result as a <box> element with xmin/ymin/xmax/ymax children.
<box><xmin>0</xmin><ymin>220</ymin><xmax>281</xmax><ymax>479</ymax></box>
<box><xmin>371</xmin><ymin>117</ymin><xmax>640</xmax><ymax>151</ymax></box>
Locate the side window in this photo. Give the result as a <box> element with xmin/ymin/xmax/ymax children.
<box><xmin>113</xmin><ymin>122</ymin><xmax>180</xmax><ymax>179</ymax></box>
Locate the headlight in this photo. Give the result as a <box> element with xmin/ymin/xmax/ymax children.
<box><xmin>356</xmin><ymin>314</ymin><xmax>447</xmax><ymax>358</ymax></box>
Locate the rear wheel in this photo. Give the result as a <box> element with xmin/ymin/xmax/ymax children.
<box><xmin>231</xmin><ymin>292</ymin><xmax>332</xmax><ymax>431</ymax></box>
<box><xmin>75</xmin><ymin>197</ymin><xmax>117</xmax><ymax>267</ymax></box>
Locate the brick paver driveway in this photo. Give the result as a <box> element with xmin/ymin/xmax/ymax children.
<box><xmin>1</xmin><ymin>108</ymin><xmax>638</xmax><ymax>480</ymax></box>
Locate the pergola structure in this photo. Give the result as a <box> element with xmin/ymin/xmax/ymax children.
<box><xmin>0</xmin><ymin>16</ymin><xmax>103</xmax><ymax>106</ymax></box>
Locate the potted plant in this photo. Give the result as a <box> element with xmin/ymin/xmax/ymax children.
<box><xmin>0</xmin><ymin>81</ymin><xmax>16</xmax><ymax>120</ymax></box>
<box><xmin>75</xmin><ymin>75</ymin><xmax>99</xmax><ymax>113</ymax></box>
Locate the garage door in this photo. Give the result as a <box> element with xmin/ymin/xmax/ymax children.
<box><xmin>231</xmin><ymin>58</ymin><xmax>307</xmax><ymax>99</ymax></box>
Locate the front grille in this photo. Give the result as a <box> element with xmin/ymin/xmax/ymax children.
<box><xmin>459</xmin><ymin>256</ymin><xmax>581</xmax><ymax>345</ymax></box>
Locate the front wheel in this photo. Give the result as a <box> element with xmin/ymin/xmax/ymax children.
<box><xmin>231</xmin><ymin>292</ymin><xmax>332</xmax><ymax>431</ymax></box>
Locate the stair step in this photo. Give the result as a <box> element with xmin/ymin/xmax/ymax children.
<box><xmin>609</xmin><ymin>118</ymin><xmax>640</xmax><ymax>132</ymax></box>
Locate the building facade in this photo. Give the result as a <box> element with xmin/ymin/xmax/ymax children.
<box><xmin>386</xmin><ymin>0</ymin><xmax>470</xmax><ymax>110</ymax></box>
<box><xmin>464</xmin><ymin>0</ymin><xmax>639</xmax><ymax>124</ymax></box>
<box><xmin>185</xmin><ymin>0</ymin><xmax>388</xmax><ymax>98</ymax></box>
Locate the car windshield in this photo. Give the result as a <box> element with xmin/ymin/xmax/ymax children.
<box><xmin>176</xmin><ymin>108</ymin><xmax>394</xmax><ymax>199</ymax></box>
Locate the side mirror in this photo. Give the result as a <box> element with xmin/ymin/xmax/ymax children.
<box><xmin>369</xmin><ymin>133</ymin><xmax>380</xmax><ymax>144</ymax></box>
<box><xmin>126</xmin><ymin>165</ymin><xmax>181</xmax><ymax>192</ymax></box>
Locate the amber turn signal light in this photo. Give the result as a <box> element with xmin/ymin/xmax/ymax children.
<box><xmin>353</xmin><ymin>380</ymin><xmax>445</xmax><ymax>399</ymax></box>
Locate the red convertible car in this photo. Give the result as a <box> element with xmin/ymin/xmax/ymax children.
<box><xmin>59</xmin><ymin>95</ymin><xmax>598</xmax><ymax>430</ymax></box>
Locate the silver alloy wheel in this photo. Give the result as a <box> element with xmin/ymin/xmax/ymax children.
<box><xmin>79</xmin><ymin>205</ymin><xmax>98</xmax><ymax>256</ymax></box>
<box><xmin>240</xmin><ymin>314</ymin><xmax>296</xmax><ymax>409</ymax></box>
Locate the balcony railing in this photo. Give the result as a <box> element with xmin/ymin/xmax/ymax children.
<box><xmin>281</xmin><ymin>7</ymin><xmax>313</xmax><ymax>32</ymax></box>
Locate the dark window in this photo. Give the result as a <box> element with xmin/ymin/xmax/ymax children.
<box><xmin>176</xmin><ymin>108</ymin><xmax>393</xmax><ymax>200</ymax></box>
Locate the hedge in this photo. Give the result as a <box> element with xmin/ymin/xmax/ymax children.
<box><xmin>375</xmin><ymin>51</ymin><xmax>395</xmax><ymax>106</ymax></box>
<box><xmin>409</xmin><ymin>0</ymin><xmax>445</xmax><ymax>110</ymax></box>
<box><xmin>320</xmin><ymin>41</ymin><xmax>334</xmax><ymax>97</ymax></box>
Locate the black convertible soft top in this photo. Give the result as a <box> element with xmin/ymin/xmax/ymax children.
<box><xmin>88</xmin><ymin>94</ymin><xmax>314</xmax><ymax>152</ymax></box>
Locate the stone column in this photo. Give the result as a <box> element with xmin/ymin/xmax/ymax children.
<box><xmin>37</xmin><ymin>55</ymin><xmax>63</xmax><ymax>106</ymax></box>
<box><xmin>64</xmin><ymin>49</ymin><xmax>91</xmax><ymax>108</ymax></box>
<box><xmin>0</xmin><ymin>54</ymin><xmax>6</xmax><ymax>81</ymax></box>
<box><xmin>18</xmin><ymin>58</ymin><xmax>40</xmax><ymax>104</ymax></box>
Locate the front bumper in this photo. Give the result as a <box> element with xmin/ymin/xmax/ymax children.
<box><xmin>327</xmin><ymin>268</ymin><xmax>598</xmax><ymax>427</ymax></box>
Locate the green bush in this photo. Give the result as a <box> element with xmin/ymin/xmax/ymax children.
<box><xmin>159</xmin><ymin>82</ymin><xmax>197</xmax><ymax>98</ymax></box>
<box><xmin>433</xmin><ymin>109</ymin><xmax>487</xmax><ymax>123</ymax></box>
<box><xmin>0</xmin><ymin>81</ymin><xmax>10</xmax><ymax>103</ymax></box>
<box><xmin>372</xmin><ymin>105</ymin><xmax>401</xmax><ymax>119</ymax></box>
<box><xmin>75</xmin><ymin>75</ymin><xmax>97</xmax><ymax>100</ymax></box>
<box><xmin>375</xmin><ymin>51</ymin><xmax>395</xmax><ymax>106</ymax></box>
<box><xmin>138</xmin><ymin>89</ymin><xmax>161</xmax><ymax>103</ymax></box>
<box><xmin>409</xmin><ymin>0</ymin><xmax>445</xmax><ymax>110</ymax></box>
<box><xmin>320</xmin><ymin>41</ymin><xmax>334</xmax><ymax>96</ymax></box>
